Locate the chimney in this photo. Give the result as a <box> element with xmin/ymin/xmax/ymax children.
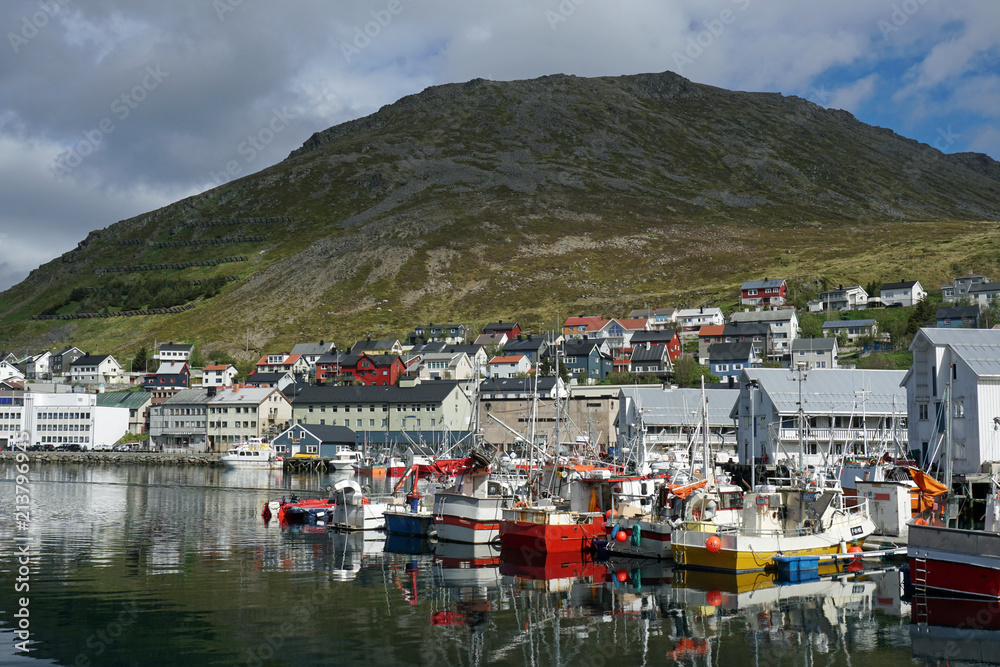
<box><xmin>207</xmin><ymin>386</ymin><xmax>217</xmax><ymax>397</ymax></box>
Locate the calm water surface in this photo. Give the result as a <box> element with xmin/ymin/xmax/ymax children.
<box><xmin>0</xmin><ymin>464</ymin><xmax>994</xmax><ymax>666</ymax></box>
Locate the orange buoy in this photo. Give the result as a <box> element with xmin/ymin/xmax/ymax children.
<box><xmin>616</xmin><ymin>570</ymin><xmax>628</xmax><ymax>582</ymax></box>
<box><xmin>705</xmin><ymin>535</ymin><xmax>722</xmax><ymax>553</ymax></box>
<box><xmin>706</xmin><ymin>590</ymin><xmax>722</xmax><ymax>607</ymax></box>
<box><xmin>615</xmin><ymin>530</ymin><xmax>628</xmax><ymax>542</ymax></box>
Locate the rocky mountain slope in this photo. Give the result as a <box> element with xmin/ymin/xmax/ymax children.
<box><xmin>2</xmin><ymin>71</ymin><xmax>999</xmax><ymax>359</ymax></box>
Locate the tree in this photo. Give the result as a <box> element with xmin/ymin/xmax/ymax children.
<box><xmin>671</xmin><ymin>355</ymin><xmax>719</xmax><ymax>388</ymax></box>
<box><xmin>981</xmin><ymin>296</ymin><xmax>1000</xmax><ymax>329</ymax></box>
<box><xmin>188</xmin><ymin>344</ymin><xmax>206</xmax><ymax>368</ymax></box>
<box><xmin>131</xmin><ymin>346</ymin><xmax>152</xmax><ymax>373</ymax></box>
<box><xmin>908</xmin><ymin>297</ymin><xmax>936</xmax><ymax>334</ymax></box>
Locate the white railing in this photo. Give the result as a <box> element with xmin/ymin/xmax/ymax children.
<box><xmin>776</xmin><ymin>428</ymin><xmax>907</xmax><ymax>445</ymax></box>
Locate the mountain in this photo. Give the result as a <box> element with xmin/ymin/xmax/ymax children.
<box><xmin>2</xmin><ymin>71</ymin><xmax>999</xmax><ymax>359</ymax></box>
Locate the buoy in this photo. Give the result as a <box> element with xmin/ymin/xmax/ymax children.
<box><xmin>705</xmin><ymin>535</ymin><xmax>722</xmax><ymax>553</ymax></box>
<box><xmin>616</xmin><ymin>570</ymin><xmax>628</xmax><ymax>582</ymax></box>
<box><xmin>605</xmin><ymin>509</ymin><xmax>613</xmax><ymax>521</ymax></box>
<box><xmin>615</xmin><ymin>530</ymin><xmax>627</xmax><ymax>542</ymax></box>
<box><xmin>706</xmin><ymin>590</ymin><xmax>723</xmax><ymax>607</ymax></box>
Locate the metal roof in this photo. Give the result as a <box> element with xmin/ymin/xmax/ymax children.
<box><xmin>821</xmin><ymin>320</ymin><xmax>876</xmax><ymax>328</ymax></box>
<box><xmin>741</xmin><ymin>279</ymin><xmax>785</xmax><ymax>289</ymax></box>
<box><xmin>729</xmin><ymin>309</ymin><xmax>796</xmax><ymax>323</ymax></box>
<box><xmin>740</xmin><ymin>368</ymin><xmax>908</xmax><ymax>416</ymax></box>
<box><xmin>620</xmin><ymin>387</ymin><xmax>738</xmax><ymax>427</ymax></box>
<box><xmin>96</xmin><ymin>391</ymin><xmax>152</xmax><ymax>410</ymax></box>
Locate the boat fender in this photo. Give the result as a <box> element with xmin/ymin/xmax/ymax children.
<box><xmin>261</xmin><ymin>503</ymin><xmax>272</xmax><ymax>521</ymax></box>
<box><xmin>630</xmin><ymin>523</ymin><xmax>642</xmax><ymax>547</ymax></box>
<box><xmin>611</xmin><ymin>523</ymin><xmax>621</xmax><ymax>538</ymax></box>
<box><xmin>514</xmin><ymin>501</ymin><xmax>527</xmax><ymax>509</ymax></box>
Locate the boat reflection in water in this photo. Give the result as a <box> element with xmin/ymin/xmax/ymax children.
<box><xmin>910</xmin><ymin>594</ymin><xmax>1000</xmax><ymax>664</ymax></box>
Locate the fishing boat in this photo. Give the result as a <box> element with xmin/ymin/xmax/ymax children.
<box><xmin>432</xmin><ymin>446</ymin><xmax>515</xmax><ymax>544</ymax></box>
<box><xmin>221</xmin><ymin>437</ymin><xmax>281</xmax><ymax>469</ymax></box>
<box><xmin>671</xmin><ymin>481</ymin><xmax>875</xmax><ymax>573</ymax></box>
<box><xmin>329</xmin><ymin>448</ymin><xmax>364</xmax><ymax>472</ymax></box>
<box><xmin>601</xmin><ymin>480</ymin><xmax>744</xmax><ymax>560</ymax></box>
<box><xmin>330</xmin><ymin>478</ymin><xmax>389</xmax><ymax>531</ymax></box>
<box><xmin>264</xmin><ymin>496</ymin><xmax>337</xmax><ymax>526</ymax></box>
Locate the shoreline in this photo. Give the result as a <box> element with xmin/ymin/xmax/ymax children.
<box><xmin>0</xmin><ymin>450</ymin><xmax>225</xmax><ymax>467</ymax></box>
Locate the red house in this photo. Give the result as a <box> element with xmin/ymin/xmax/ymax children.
<box><xmin>629</xmin><ymin>330</ymin><xmax>682</xmax><ymax>362</ymax></box>
<box><xmin>347</xmin><ymin>354</ymin><xmax>405</xmax><ymax>386</ymax></box>
<box><xmin>740</xmin><ymin>279</ymin><xmax>787</xmax><ymax>306</ymax></box>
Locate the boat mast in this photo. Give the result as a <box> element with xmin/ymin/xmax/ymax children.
<box><xmin>701</xmin><ymin>375</ymin><xmax>712</xmax><ymax>484</ymax></box>
<box><xmin>944</xmin><ymin>366</ymin><xmax>955</xmax><ymax>526</ymax></box>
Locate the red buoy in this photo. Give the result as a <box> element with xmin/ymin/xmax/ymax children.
<box><xmin>616</xmin><ymin>570</ymin><xmax>628</xmax><ymax>582</ymax></box>
<box><xmin>615</xmin><ymin>530</ymin><xmax>628</xmax><ymax>542</ymax></box>
<box><xmin>705</xmin><ymin>535</ymin><xmax>722</xmax><ymax>553</ymax></box>
<box><xmin>706</xmin><ymin>590</ymin><xmax>723</xmax><ymax>607</ymax></box>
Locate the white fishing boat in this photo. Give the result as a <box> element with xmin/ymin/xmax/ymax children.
<box><xmin>329</xmin><ymin>448</ymin><xmax>364</xmax><ymax>472</ymax></box>
<box><xmin>330</xmin><ymin>478</ymin><xmax>388</xmax><ymax>531</ymax></box>
<box><xmin>221</xmin><ymin>437</ymin><xmax>281</xmax><ymax>469</ymax></box>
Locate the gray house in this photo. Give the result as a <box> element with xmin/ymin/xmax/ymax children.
<box><xmin>272</xmin><ymin>423</ymin><xmax>357</xmax><ymax>458</ymax></box>
<box><xmin>789</xmin><ymin>338</ymin><xmax>838</xmax><ymax>370</ymax></box>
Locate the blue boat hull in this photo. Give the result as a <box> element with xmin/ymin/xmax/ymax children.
<box><xmin>384</xmin><ymin>510</ymin><xmax>434</xmax><ymax>537</ymax></box>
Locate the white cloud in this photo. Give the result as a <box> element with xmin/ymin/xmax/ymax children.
<box><xmin>828</xmin><ymin>74</ymin><xmax>879</xmax><ymax>113</ymax></box>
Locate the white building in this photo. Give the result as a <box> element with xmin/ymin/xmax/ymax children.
<box><xmin>809</xmin><ymin>285</ymin><xmax>869</xmax><ymax>313</ymax></box>
<box><xmin>206</xmin><ymin>386</ymin><xmax>292</xmax><ymax>451</ymax></box>
<box><xmin>25</xmin><ymin>351</ymin><xmax>52</xmax><ymax>380</ymax></box>
<box><xmin>486</xmin><ymin>355</ymin><xmax>532</xmax><ymax>379</ymax></box>
<box><xmin>732</xmin><ymin>368</ymin><xmax>908</xmax><ymax>468</ymax></box>
<box><xmin>879</xmin><ymin>280</ymin><xmax>926</xmax><ymax>308</ymax></box>
<box><xmin>0</xmin><ymin>361</ymin><xmax>25</xmax><ymax>384</ymax></box>
<box><xmin>201</xmin><ymin>364</ymin><xmax>239</xmax><ymax>388</ymax></box>
<box><xmin>69</xmin><ymin>355</ymin><xmax>124</xmax><ymax>386</ymax></box>
<box><xmin>617</xmin><ymin>386</ymin><xmax>739</xmax><ymax>453</ymax></box>
<box><xmin>0</xmin><ymin>392</ymin><xmax>129</xmax><ymax>449</ymax></box>
<box><xmin>155</xmin><ymin>343</ymin><xmax>193</xmax><ymax>363</ymax></box>
<box><xmin>902</xmin><ymin>328</ymin><xmax>1000</xmax><ymax>475</ymax></box>
<box><xmin>675</xmin><ymin>307</ymin><xmax>725</xmax><ymax>335</ymax></box>
<box><xmin>149</xmin><ymin>388</ymin><xmax>212</xmax><ymax>450</ymax></box>
<box><xmin>417</xmin><ymin>351</ymin><xmax>474</xmax><ymax>381</ymax></box>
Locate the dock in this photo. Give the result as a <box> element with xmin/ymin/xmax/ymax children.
<box><xmin>774</xmin><ymin>547</ymin><xmax>907</xmax><ymax>581</ymax></box>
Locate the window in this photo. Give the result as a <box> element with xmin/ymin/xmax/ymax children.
<box><xmin>955</xmin><ymin>399</ymin><xmax>965</xmax><ymax>419</ymax></box>
<box><xmin>918</xmin><ymin>404</ymin><xmax>928</xmax><ymax>421</ymax></box>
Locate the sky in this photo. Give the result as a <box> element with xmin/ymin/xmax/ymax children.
<box><xmin>1</xmin><ymin>0</ymin><xmax>998</xmax><ymax>292</ymax></box>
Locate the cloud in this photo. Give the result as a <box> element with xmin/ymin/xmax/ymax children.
<box><xmin>827</xmin><ymin>74</ymin><xmax>879</xmax><ymax>113</ymax></box>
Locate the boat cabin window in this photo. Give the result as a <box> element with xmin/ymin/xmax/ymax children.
<box><xmin>720</xmin><ymin>492</ymin><xmax>743</xmax><ymax>510</ymax></box>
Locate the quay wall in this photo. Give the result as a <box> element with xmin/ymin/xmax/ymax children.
<box><xmin>0</xmin><ymin>451</ymin><xmax>225</xmax><ymax>467</ymax></box>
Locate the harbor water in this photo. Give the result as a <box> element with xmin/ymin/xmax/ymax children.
<box><xmin>0</xmin><ymin>464</ymin><xmax>991</xmax><ymax>666</ymax></box>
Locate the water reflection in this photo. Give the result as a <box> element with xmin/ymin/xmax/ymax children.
<box><xmin>0</xmin><ymin>464</ymin><xmax>996</xmax><ymax>665</ymax></box>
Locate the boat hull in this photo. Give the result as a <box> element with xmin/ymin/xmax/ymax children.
<box><xmin>432</xmin><ymin>493</ymin><xmax>505</xmax><ymax>544</ymax></box>
<box><xmin>498</xmin><ymin>508</ymin><xmax>603</xmax><ymax>554</ymax></box>
<box><xmin>601</xmin><ymin>519</ymin><xmax>674</xmax><ymax>559</ymax></box>
<box><xmin>384</xmin><ymin>510</ymin><xmax>434</xmax><ymax>537</ymax></box>
<box><xmin>909</xmin><ymin>522</ymin><xmax>1000</xmax><ymax>598</ymax></box>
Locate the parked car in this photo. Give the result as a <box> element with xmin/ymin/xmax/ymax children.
<box><xmin>56</xmin><ymin>444</ymin><xmax>82</xmax><ymax>452</ymax></box>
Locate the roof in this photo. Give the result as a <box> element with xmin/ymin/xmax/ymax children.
<box><xmin>290</xmin><ymin>342</ymin><xmax>336</xmax><ymax>356</ymax></box>
<box><xmin>53</xmin><ymin>346</ymin><xmax>83</xmax><ymax>357</ymax></box>
<box><xmin>70</xmin><ymin>354</ymin><xmax>115</xmax><ymax>367</ymax></box>
<box><xmin>290</xmin><ymin>382</ymin><xmax>464</xmax><ymax>405</ymax></box>
<box><xmin>256</xmin><ymin>353</ymin><xmax>303</xmax><ymax>366</ymax></box>
<box><xmin>628</xmin><ymin>307</ymin><xmax>676</xmax><ymax>318</ymax></box>
<box><xmin>564</xmin><ymin>316</ymin><xmax>607</xmax><ymax>330</ymax></box>
<box><xmin>203</xmin><ymin>364</ymin><xmax>235</xmax><ymax>371</ymax></box>
<box><xmin>821</xmin><ymin>319</ymin><xmax>877</xmax><ymax>329</ymax></box>
<box><xmin>316</xmin><ymin>352</ymin><xmax>363</xmax><ymax>366</ymax></box>
<box><xmin>488</xmin><ymin>355</ymin><xmax>527</xmax><ymax>364</ymax></box>
<box><xmin>880</xmin><ymin>280</ymin><xmax>921</xmax><ymax>290</ymax></box>
<box><xmin>936</xmin><ymin>305</ymin><xmax>979</xmax><ymax>319</ymax></box>
<box><xmin>419</xmin><ymin>351</ymin><xmax>469</xmax><ymax>363</ymax></box>
<box><xmin>159</xmin><ymin>343</ymin><xmax>193</xmax><ymax>352</ymax></box>
<box><xmin>480</xmin><ymin>377</ymin><xmax>559</xmax><ymax>393</ymax></box>
<box><xmin>738</xmin><ymin>368</ymin><xmax>907</xmax><ymax>416</ymax></box>
<box><xmin>741</xmin><ymin>279</ymin><xmax>785</xmax><ymax>290</ymax></box>
<box><xmin>729</xmin><ymin>309</ymin><xmax>797</xmax><ymax>324</ymax></box>
<box><xmin>630</xmin><ymin>344</ymin><xmax>668</xmax><ymax>362</ymax></box>
<box><xmin>790</xmin><ymin>338</ymin><xmax>837</xmax><ymax>352</ymax></box>
<box><xmin>563</xmin><ymin>339</ymin><xmax>605</xmax><ymax>356</ymax></box>
<box><xmin>365</xmin><ymin>354</ymin><xmax>403</xmax><ymax>368</ymax></box>
<box><xmin>910</xmin><ymin>328</ymin><xmax>1000</xmax><ymax>378</ymax></box>
<box><xmin>245</xmin><ymin>372</ymin><xmax>291</xmax><ymax>384</ymax></box>
<box><xmin>723</xmin><ymin>322</ymin><xmax>771</xmax><ymax>336</ymax></box>
<box><xmin>474</xmin><ymin>333</ymin><xmax>507</xmax><ymax>345</ymax></box>
<box><xmin>96</xmin><ymin>391</ymin><xmax>152</xmax><ymax>409</ymax></box>
<box><xmin>503</xmin><ymin>337</ymin><xmax>548</xmax><ymax>352</ymax></box>
<box><xmin>288</xmin><ymin>423</ymin><xmax>357</xmax><ymax>444</ymax></box>
<box><xmin>208</xmin><ymin>387</ymin><xmax>283</xmax><ymax>405</ymax></box>
<box><xmin>969</xmin><ymin>282</ymin><xmax>1000</xmax><ymax>293</ymax></box>
<box><xmin>698</xmin><ymin>325</ymin><xmax>726</xmax><ymax>337</ymax></box>
<box><xmin>708</xmin><ymin>341</ymin><xmax>759</xmax><ymax>360</ymax></box>
<box><xmin>617</xmin><ymin>318</ymin><xmax>651</xmax><ymax>331</ymax></box>
<box><xmin>619</xmin><ymin>387</ymin><xmax>738</xmax><ymax>428</ymax></box>
<box><xmin>153</xmin><ymin>361</ymin><xmax>188</xmax><ymax>375</ymax></box>
<box><xmin>483</xmin><ymin>321</ymin><xmax>519</xmax><ymax>332</ymax></box>
<box><xmin>161</xmin><ymin>388</ymin><xmax>214</xmax><ymax>405</ymax></box>
<box><xmin>350</xmin><ymin>339</ymin><xmax>400</xmax><ymax>352</ymax></box>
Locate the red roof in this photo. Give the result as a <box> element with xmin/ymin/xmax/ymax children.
<box><xmin>564</xmin><ymin>316</ymin><xmax>606</xmax><ymax>329</ymax></box>
<box><xmin>488</xmin><ymin>355</ymin><xmax>527</xmax><ymax>364</ymax></box>
<box><xmin>698</xmin><ymin>325</ymin><xmax>725</xmax><ymax>337</ymax></box>
<box><xmin>617</xmin><ymin>318</ymin><xmax>650</xmax><ymax>331</ymax></box>
<box><xmin>203</xmin><ymin>364</ymin><xmax>232</xmax><ymax>371</ymax></box>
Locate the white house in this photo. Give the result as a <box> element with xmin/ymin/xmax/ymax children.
<box><xmin>789</xmin><ymin>337</ymin><xmax>838</xmax><ymax>370</ymax></box>
<box><xmin>155</xmin><ymin>343</ymin><xmax>193</xmax><ymax>363</ymax></box>
<box><xmin>418</xmin><ymin>351</ymin><xmax>474</xmax><ymax>381</ymax></box>
<box><xmin>969</xmin><ymin>282</ymin><xmax>1000</xmax><ymax>308</ymax></box>
<box><xmin>809</xmin><ymin>285</ymin><xmax>869</xmax><ymax>312</ymax></box>
<box><xmin>879</xmin><ymin>280</ymin><xmax>926</xmax><ymax>308</ymax></box>
<box><xmin>25</xmin><ymin>351</ymin><xmax>51</xmax><ymax>380</ymax></box>
<box><xmin>487</xmin><ymin>355</ymin><xmax>532</xmax><ymax>379</ymax></box>
<box><xmin>942</xmin><ymin>272</ymin><xmax>992</xmax><ymax>303</ymax></box>
<box><xmin>902</xmin><ymin>328</ymin><xmax>1000</xmax><ymax>474</ymax></box>
<box><xmin>201</xmin><ymin>364</ymin><xmax>239</xmax><ymax>388</ymax></box>
<box><xmin>206</xmin><ymin>386</ymin><xmax>293</xmax><ymax>451</ymax></box>
<box><xmin>69</xmin><ymin>354</ymin><xmax>124</xmax><ymax>386</ymax></box>
<box><xmin>675</xmin><ymin>307</ymin><xmax>725</xmax><ymax>335</ymax></box>
<box><xmin>0</xmin><ymin>361</ymin><xmax>25</xmax><ymax>384</ymax></box>
<box><xmin>821</xmin><ymin>320</ymin><xmax>878</xmax><ymax>343</ymax></box>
